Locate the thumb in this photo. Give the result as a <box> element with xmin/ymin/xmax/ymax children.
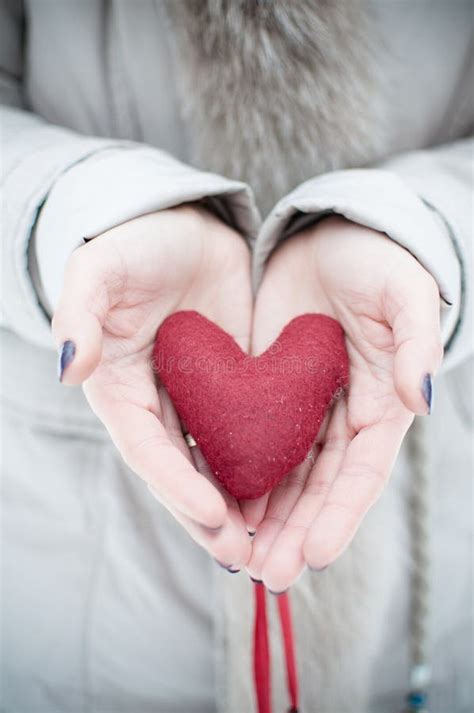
<box><xmin>52</xmin><ymin>246</ymin><xmax>108</xmax><ymax>385</ymax></box>
<box><xmin>388</xmin><ymin>268</ymin><xmax>444</xmax><ymax>415</ymax></box>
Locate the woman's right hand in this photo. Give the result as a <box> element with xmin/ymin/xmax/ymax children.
<box><xmin>52</xmin><ymin>205</ymin><xmax>253</xmax><ymax>571</ymax></box>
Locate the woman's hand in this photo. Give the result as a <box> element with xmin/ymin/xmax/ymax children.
<box><xmin>53</xmin><ymin>205</ymin><xmax>253</xmax><ymax>570</ymax></box>
<box><xmin>244</xmin><ymin>216</ymin><xmax>443</xmax><ymax>592</ymax></box>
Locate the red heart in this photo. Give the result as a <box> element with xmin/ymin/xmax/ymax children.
<box><xmin>153</xmin><ymin>311</ymin><xmax>349</xmax><ymax>500</ymax></box>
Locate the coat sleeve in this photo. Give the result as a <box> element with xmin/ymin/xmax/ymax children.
<box><xmin>253</xmin><ymin>139</ymin><xmax>473</xmax><ymax>371</ymax></box>
<box><xmin>0</xmin><ymin>0</ymin><xmax>259</xmax><ymax>349</ymax></box>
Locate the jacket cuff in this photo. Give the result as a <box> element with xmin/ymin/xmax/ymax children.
<box><xmin>2</xmin><ymin>115</ymin><xmax>127</xmax><ymax>348</ymax></box>
<box><xmin>253</xmin><ymin>169</ymin><xmax>461</xmax><ymax>352</ymax></box>
<box><xmin>34</xmin><ymin>145</ymin><xmax>259</xmax><ymax>316</ymax></box>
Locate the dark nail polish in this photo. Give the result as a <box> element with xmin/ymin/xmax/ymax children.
<box><xmin>250</xmin><ymin>576</ymin><xmax>263</xmax><ymax>583</ymax></box>
<box><xmin>268</xmin><ymin>589</ymin><xmax>288</xmax><ymax>596</ymax></box>
<box><xmin>227</xmin><ymin>568</ymin><xmax>240</xmax><ymax>574</ymax></box>
<box><xmin>421</xmin><ymin>373</ymin><xmax>433</xmax><ymax>414</ymax></box>
<box><xmin>248</xmin><ymin>530</ymin><xmax>256</xmax><ymax>538</ymax></box>
<box><xmin>58</xmin><ymin>340</ymin><xmax>76</xmax><ymax>382</ymax></box>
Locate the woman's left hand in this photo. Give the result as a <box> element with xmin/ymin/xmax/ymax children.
<box><xmin>52</xmin><ymin>205</ymin><xmax>254</xmax><ymax>570</ymax></box>
<box><xmin>243</xmin><ymin>216</ymin><xmax>443</xmax><ymax>592</ymax></box>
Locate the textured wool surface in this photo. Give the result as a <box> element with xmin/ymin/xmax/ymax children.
<box><xmin>153</xmin><ymin>311</ymin><xmax>349</xmax><ymax>499</ymax></box>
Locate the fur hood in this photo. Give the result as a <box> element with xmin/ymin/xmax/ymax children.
<box><xmin>166</xmin><ymin>0</ymin><xmax>386</xmax><ymax>215</ymax></box>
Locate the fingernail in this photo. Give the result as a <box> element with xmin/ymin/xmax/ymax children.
<box><xmin>421</xmin><ymin>373</ymin><xmax>433</xmax><ymax>414</ymax></box>
<box><xmin>58</xmin><ymin>340</ymin><xmax>76</xmax><ymax>382</ymax></box>
<box><xmin>248</xmin><ymin>529</ymin><xmax>256</xmax><ymax>538</ymax></box>
<box><xmin>268</xmin><ymin>589</ymin><xmax>288</xmax><ymax>596</ymax></box>
<box><xmin>250</xmin><ymin>576</ymin><xmax>263</xmax><ymax>583</ymax></box>
<box><xmin>214</xmin><ymin>559</ymin><xmax>240</xmax><ymax>574</ymax></box>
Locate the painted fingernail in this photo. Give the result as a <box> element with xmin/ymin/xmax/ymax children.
<box><xmin>421</xmin><ymin>373</ymin><xmax>433</xmax><ymax>414</ymax></box>
<box><xmin>214</xmin><ymin>559</ymin><xmax>240</xmax><ymax>574</ymax></box>
<box><xmin>58</xmin><ymin>340</ymin><xmax>76</xmax><ymax>382</ymax></box>
<box><xmin>250</xmin><ymin>576</ymin><xmax>263</xmax><ymax>583</ymax></box>
<box><xmin>248</xmin><ymin>529</ymin><xmax>256</xmax><ymax>538</ymax></box>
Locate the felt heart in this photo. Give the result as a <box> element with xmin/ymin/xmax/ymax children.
<box><xmin>153</xmin><ymin>311</ymin><xmax>349</xmax><ymax>500</ymax></box>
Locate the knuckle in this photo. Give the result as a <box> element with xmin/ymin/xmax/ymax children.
<box><xmin>338</xmin><ymin>462</ymin><xmax>387</xmax><ymax>488</ymax></box>
<box><xmin>304</xmin><ymin>478</ymin><xmax>333</xmax><ymax>500</ymax></box>
<box><xmin>322</xmin><ymin>497</ymin><xmax>355</xmax><ymax>519</ymax></box>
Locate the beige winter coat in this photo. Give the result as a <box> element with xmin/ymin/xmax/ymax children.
<box><xmin>1</xmin><ymin>2</ymin><xmax>472</xmax><ymax>712</ymax></box>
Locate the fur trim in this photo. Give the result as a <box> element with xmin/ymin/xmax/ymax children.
<box><xmin>165</xmin><ymin>0</ymin><xmax>386</xmax><ymax>216</ymax></box>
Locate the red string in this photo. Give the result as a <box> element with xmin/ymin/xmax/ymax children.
<box><xmin>277</xmin><ymin>593</ymin><xmax>299</xmax><ymax>712</ymax></box>
<box><xmin>253</xmin><ymin>582</ymin><xmax>271</xmax><ymax>713</ymax></box>
<box><xmin>253</xmin><ymin>583</ymin><xmax>299</xmax><ymax>713</ymax></box>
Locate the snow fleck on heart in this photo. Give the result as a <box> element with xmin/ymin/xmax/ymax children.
<box><xmin>153</xmin><ymin>311</ymin><xmax>349</xmax><ymax>499</ymax></box>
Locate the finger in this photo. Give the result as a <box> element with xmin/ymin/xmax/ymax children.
<box><xmin>178</xmin><ymin>446</ymin><xmax>251</xmax><ymax>569</ymax></box>
<box><xmin>153</xmin><ymin>387</ymin><xmax>251</xmax><ymax>567</ymax></box>
<box><xmin>93</xmin><ymin>395</ymin><xmax>227</xmax><ymax>529</ymax></box>
<box><xmin>261</xmin><ymin>401</ymin><xmax>349</xmax><ymax>592</ymax></box>
<box><xmin>303</xmin><ymin>412</ymin><xmax>412</xmax><ymax>570</ymax></box>
<box><xmin>386</xmin><ymin>266</ymin><xmax>443</xmax><ymax>415</ymax></box>
<box><xmin>155</xmin><ymin>498</ymin><xmax>252</xmax><ymax>571</ymax></box>
<box><xmin>239</xmin><ymin>494</ymin><xmax>270</xmax><ymax>534</ymax></box>
<box><xmin>52</xmin><ymin>243</ymin><xmax>114</xmax><ymax>385</ymax></box>
<box><xmin>245</xmin><ymin>407</ymin><xmax>336</xmax><ymax>583</ymax></box>
<box><xmin>149</xmin><ymin>451</ymin><xmax>252</xmax><ymax>571</ymax></box>
<box><xmin>246</xmin><ymin>455</ymin><xmax>314</xmax><ymax>581</ymax></box>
